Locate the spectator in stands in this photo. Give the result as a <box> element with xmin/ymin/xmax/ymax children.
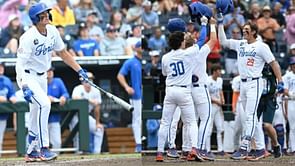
<box><xmin>56</xmin><ymin>25</ymin><xmax>76</xmax><ymax>57</ymax></box>
<box><xmin>142</xmin><ymin>0</ymin><xmax>159</xmax><ymax>29</ymax></box>
<box><xmin>249</xmin><ymin>0</ymin><xmax>270</xmax><ymax>7</ymax></box>
<box><xmin>276</xmin><ymin>0</ymin><xmax>291</xmax><ymax>14</ymax></box>
<box><xmin>0</xmin><ymin>62</ymin><xmax>17</xmax><ymax>157</ymax></box>
<box><xmin>223</xmin><ymin>6</ymin><xmax>245</xmax><ymax>38</ymax></box>
<box><xmin>19</xmin><ymin>0</ymin><xmax>32</xmax><ymax>28</ymax></box>
<box><xmin>127</xmin><ymin>25</ymin><xmax>142</xmax><ymax>53</ymax></box>
<box><xmin>144</xmin><ymin>50</ymin><xmax>161</xmax><ymax>77</ymax></box>
<box><xmin>257</xmin><ymin>6</ymin><xmax>280</xmax><ymax>52</ymax></box>
<box><xmin>244</xmin><ymin>3</ymin><xmax>261</xmax><ymax>23</ymax></box>
<box><xmin>74</xmin><ymin>0</ymin><xmax>103</xmax><ymax>23</ymax></box>
<box><xmin>50</xmin><ymin>0</ymin><xmax>76</xmax><ymax>27</ymax></box>
<box><xmin>100</xmin><ymin>25</ymin><xmax>132</xmax><ymax>56</ymax></box>
<box><xmin>171</xmin><ymin>0</ymin><xmax>189</xmax><ymax>15</ymax></box>
<box><xmin>232</xmin><ymin>0</ymin><xmax>246</xmax><ymax>14</ymax></box>
<box><xmin>186</xmin><ymin>21</ymin><xmax>199</xmax><ymax>39</ymax></box>
<box><xmin>126</xmin><ymin>0</ymin><xmax>143</xmax><ymax>25</ymax></box>
<box><xmin>70</xmin><ymin>72</ymin><xmax>104</xmax><ymax>154</ymax></box>
<box><xmin>117</xmin><ymin>41</ymin><xmax>142</xmax><ymax>152</ymax></box>
<box><xmin>73</xmin><ymin>22</ymin><xmax>100</xmax><ymax>57</ymax></box>
<box><xmin>272</xmin><ymin>2</ymin><xmax>286</xmax><ymax>28</ymax></box>
<box><xmin>92</xmin><ymin>0</ymin><xmax>112</xmax><ymax>25</ymax></box>
<box><xmin>47</xmin><ymin>67</ymin><xmax>69</xmax><ymax>152</ymax></box>
<box><xmin>39</xmin><ymin>0</ymin><xmax>57</xmax><ymax>8</ymax></box>
<box><xmin>224</xmin><ymin>27</ymin><xmax>241</xmax><ymax>76</ymax></box>
<box><xmin>148</xmin><ymin>27</ymin><xmax>167</xmax><ymax>54</ymax></box>
<box><xmin>0</xmin><ymin>14</ymin><xmax>24</xmax><ymax>55</ymax></box>
<box><xmin>0</xmin><ymin>0</ymin><xmax>28</xmax><ymax>28</ymax></box>
<box><xmin>152</xmin><ymin>0</ymin><xmax>173</xmax><ymax>14</ymax></box>
<box><xmin>86</xmin><ymin>11</ymin><xmax>104</xmax><ymax>43</ymax></box>
<box><xmin>285</xmin><ymin>6</ymin><xmax>295</xmax><ymax>47</ymax></box>
<box><xmin>109</xmin><ymin>10</ymin><xmax>132</xmax><ymax>38</ymax></box>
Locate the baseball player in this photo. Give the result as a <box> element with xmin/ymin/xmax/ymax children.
<box><xmin>47</xmin><ymin>67</ymin><xmax>69</xmax><ymax>151</ymax></box>
<box><xmin>70</xmin><ymin>72</ymin><xmax>104</xmax><ymax>154</ymax></box>
<box><xmin>165</xmin><ymin>16</ymin><xmax>209</xmax><ymax>159</ymax></box>
<box><xmin>282</xmin><ymin>57</ymin><xmax>295</xmax><ymax>155</ymax></box>
<box><xmin>0</xmin><ymin>62</ymin><xmax>17</xmax><ymax>157</ymax></box>
<box><xmin>15</xmin><ymin>2</ymin><xmax>88</xmax><ymax>162</ymax></box>
<box><xmin>117</xmin><ymin>41</ymin><xmax>142</xmax><ymax>153</ymax></box>
<box><xmin>217</xmin><ymin>14</ymin><xmax>284</xmax><ymax>160</ymax></box>
<box><xmin>206</xmin><ymin>64</ymin><xmax>225</xmax><ymax>156</ymax></box>
<box><xmin>156</xmin><ymin>17</ymin><xmax>217</xmax><ymax>162</ymax></box>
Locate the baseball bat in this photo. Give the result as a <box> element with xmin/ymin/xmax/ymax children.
<box><xmin>85</xmin><ymin>79</ymin><xmax>134</xmax><ymax>112</ymax></box>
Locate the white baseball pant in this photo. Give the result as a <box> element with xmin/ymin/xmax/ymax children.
<box><xmin>233</xmin><ymin>101</ymin><xmax>247</xmax><ymax>150</ymax></box>
<box><xmin>240</xmin><ymin>78</ymin><xmax>263</xmax><ymax>150</ymax></box>
<box><xmin>130</xmin><ymin>99</ymin><xmax>142</xmax><ymax>145</ymax></box>
<box><xmin>69</xmin><ymin>114</ymin><xmax>104</xmax><ymax>154</ymax></box>
<box><xmin>168</xmin><ymin>107</ymin><xmax>181</xmax><ymax>149</ymax></box>
<box><xmin>157</xmin><ymin>87</ymin><xmax>198</xmax><ymax>153</ymax></box>
<box><xmin>48</xmin><ymin>122</ymin><xmax>61</xmax><ymax>150</ymax></box>
<box><xmin>287</xmin><ymin>101</ymin><xmax>295</xmax><ymax>152</ymax></box>
<box><xmin>0</xmin><ymin>120</ymin><xmax>7</xmax><ymax>157</ymax></box>
<box><xmin>206</xmin><ymin>104</ymin><xmax>224</xmax><ymax>152</ymax></box>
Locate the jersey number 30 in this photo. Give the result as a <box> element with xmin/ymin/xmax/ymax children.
<box><xmin>170</xmin><ymin>61</ymin><xmax>185</xmax><ymax>77</ymax></box>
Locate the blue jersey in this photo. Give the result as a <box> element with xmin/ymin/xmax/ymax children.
<box><xmin>48</xmin><ymin>78</ymin><xmax>69</xmax><ymax>123</ymax></box>
<box><xmin>73</xmin><ymin>39</ymin><xmax>99</xmax><ymax>56</ymax></box>
<box><xmin>119</xmin><ymin>56</ymin><xmax>142</xmax><ymax>99</ymax></box>
<box><xmin>0</xmin><ymin>76</ymin><xmax>15</xmax><ymax>120</ymax></box>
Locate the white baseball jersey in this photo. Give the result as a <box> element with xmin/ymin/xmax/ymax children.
<box><xmin>207</xmin><ymin>76</ymin><xmax>223</xmax><ymax>101</ymax></box>
<box><xmin>162</xmin><ymin>45</ymin><xmax>201</xmax><ymax>86</ymax></box>
<box><xmin>192</xmin><ymin>45</ymin><xmax>211</xmax><ymax>85</ymax></box>
<box><xmin>225</xmin><ymin>39</ymin><xmax>275</xmax><ymax>79</ymax></box>
<box><xmin>16</xmin><ymin>24</ymin><xmax>65</xmax><ymax>85</ymax></box>
<box><xmin>283</xmin><ymin>71</ymin><xmax>295</xmax><ymax>95</ymax></box>
<box><xmin>232</xmin><ymin>75</ymin><xmax>241</xmax><ymax>101</ymax></box>
<box><xmin>72</xmin><ymin>85</ymin><xmax>102</xmax><ymax>112</ymax></box>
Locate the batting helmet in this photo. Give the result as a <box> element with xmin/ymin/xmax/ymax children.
<box><xmin>188</xmin><ymin>2</ymin><xmax>213</xmax><ymax>22</ymax></box>
<box><xmin>290</xmin><ymin>57</ymin><xmax>295</xmax><ymax>65</ymax></box>
<box><xmin>167</xmin><ymin>18</ymin><xmax>186</xmax><ymax>33</ymax></box>
<box><xmin>29</xmin><ymin>2</ymin><xmax>51</xmax><ymax>24</ymax></box>
<box><xmin>216</xmin><ymin>0</ymin><xmax>234</xmax><ymax>15</ymax></box>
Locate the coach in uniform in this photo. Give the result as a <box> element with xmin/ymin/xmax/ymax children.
<box><xmin>15</xmin><ymin>2</ymin><xmax>88</xmax><ymax>162</ymax></box>
<box><xmin>117</xmin><ymin>41</ymin><xmax>142</xmax><ymax>153</ymax></box>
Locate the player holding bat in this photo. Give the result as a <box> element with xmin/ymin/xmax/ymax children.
<box><xmin>117</xmin><ymin>41</ymin><xmax>142</xmax><ymax>153</ymax></box>
<box><xmin>15</xmin><ymin>2</ymin><xmax>88</xmax><ymax>162</ymax></box>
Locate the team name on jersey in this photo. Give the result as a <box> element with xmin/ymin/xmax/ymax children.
<box><xmin>239</xmin><ymin>47</ymin><xmax>256</xmax><ymax>57</ymax></box>
<box><xmin>35</xmin><ymin>43</ymin><xmax>54</xmax><ymax>56</ymax></box>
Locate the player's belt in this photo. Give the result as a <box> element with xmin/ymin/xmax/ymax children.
<box><xmin>241</xmin><ymin>77</ymin><xmax>259</xmax><ymax>82</ymax></box>
<box><xmin>167</xmin><ymin>85</ymin><xmax>187</xmax><ymax>88</ymax></box>
<box><xmin>193</xmin><ymin>84</ymin><xmax>207</xmax><ymax>88</ymax></box>
<box><xmin>24</xmin><ymin>69</ymin><xmax>45</xmax><ymax>76</ymax></box>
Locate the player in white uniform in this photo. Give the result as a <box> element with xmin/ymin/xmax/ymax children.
<box><xmin>15</xmin><ymin>3</ymin><xmax>88</xmax><ymax>162</ymax></box>
<box><xmin>206</xmin><ymin>65</ymin><xmax>225</xmax><ymax>155</ymax></box>
<box><xmin>70</xmin><ymin>72</ymin><xmax>104</xmax><ymax>154</ymax></box>
<box><xmin>282</xmin><ymin>57</ymin><xmax>295</xmax><ymax>154</ymax></box>
<box><xmin>156</xmin><ymin>18</ymin><xmax>217</xmax><ymax>162</ymax></box>
<box><xmin>218</xmin><ymin>15</ymin><xmax>284</xmax><ymax>160</ymax></box>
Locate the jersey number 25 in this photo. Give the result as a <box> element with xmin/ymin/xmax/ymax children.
<box><xmin>170</xmin><ymin>61</ymin><xmax>185</xmax><ymax>77</ymax></box>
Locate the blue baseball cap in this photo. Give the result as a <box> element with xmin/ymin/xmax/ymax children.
<box><xmin>135</xmin><ymin>41</ymin><xmax>141</xmax><ymax>48</ymax></box>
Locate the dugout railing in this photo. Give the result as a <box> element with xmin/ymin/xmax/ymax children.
<box><xmin>0</xmin><ymin>99</ymin><xmax>89</xmax><ymax>156</ymax></box>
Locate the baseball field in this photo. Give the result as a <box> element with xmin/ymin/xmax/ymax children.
<box><xmin>142</xmin><ymin>153</ymin><xmax>295</xmax><ymax>166</ymax></box>
<box><xmin>0</xmin><ymin>153</ymin><xmax>142</xmax><ymax>166</ymax></box>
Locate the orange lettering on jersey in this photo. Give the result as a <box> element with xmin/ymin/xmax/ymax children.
<box><xmin>246</xmin><ymin>58</ymin><xmax>254</xmax><ymax>66</ymax></box>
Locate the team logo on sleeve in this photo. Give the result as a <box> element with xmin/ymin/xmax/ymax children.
<box><xmin>33</xmin><ymin>39</ymin><xmax>39</xmax><ymax>45</ymax></box>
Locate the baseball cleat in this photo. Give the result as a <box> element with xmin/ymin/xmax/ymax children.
<box><xmin>167</xmin><ymin>148</ymin><xmax>179</xmax><ymax>158</ymax></box>
<box><xmin>247</xmin><ymin>149</ymin><xmax>265</xmax><ymax>161</ymax></box>
<box><xmin>25</xmin><ymin>150</ymin><xmax>41</xmax><ymax>162</ymax></box>
<box><xmin>273</xmin><ymin>145</ymin><xmax>282</xmax><ymax>158</ymax></box>
<box><xmin>199</xmin><ymin>150</ymin><xmax>215</xmax><ymax>161</ymax></box>
<box><xmin>135</xmin><ymin>144</ymin><xmax>142</xmax><ymax>153</ymax></box>
<box><xmin>155</xmin><ymin>152</ymin><xmax>164</xmax><ymax>162</ymax></box>
<box><xmin>187</xmin><ymin>147</ymin><xmax>204</xmax><ymax>162</ymax></box>
<box><xmin>40</xmin><ymin>147</ymin><xmax>57</xmax><ymax>161</ymax></box>
<box><xmin>180</xmin><ymin>151</ymin><xmax>189</xmax><ymax>160</ymax></box>
<box><xmin>231</xmin><ymin>148</ymin><xmax>248</xmax><ymax>160</ymax></box>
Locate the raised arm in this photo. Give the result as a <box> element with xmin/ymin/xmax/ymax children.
<box><xmin>217</xmin><ymin>13</ymin><xmax>231</xmax><ymax>48</ymax></box>
<box><xmin>196</xmin><ymin>16</ymin><xmax>208</xmax><ymax>47</ymax></box>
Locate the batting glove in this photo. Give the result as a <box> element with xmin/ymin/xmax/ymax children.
<box><xmin>277</xmin><ymin>81</ymin><xmax>284</xmax><ymax>93</ymax></box>
<box><xmin>78</xmin><ymin>69</ymin><xmax>88</xmax><ymax>82</ymax></box>
<box><xmin>217</xmin><ymin>12</ymin><xmax>223</xmax><ymax>24</ymax></box>
<box><xmin>22</xmin><ymin>85</ymin><xmax>34</xmax><ymax>103</ymax></box>
<box><xmin>200</xmin><ymin>16</ymin><xmax>208</xmax><ymax>26</ymax></box>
